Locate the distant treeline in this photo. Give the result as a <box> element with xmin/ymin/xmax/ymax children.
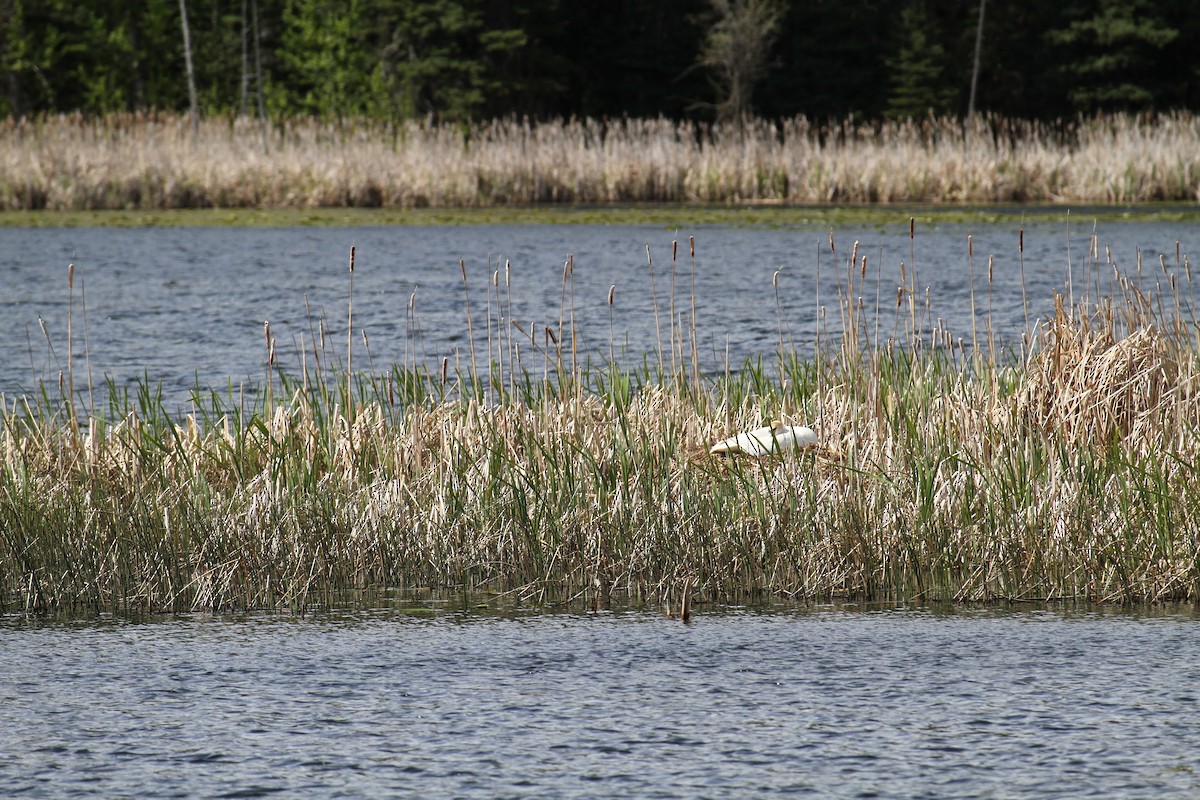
<box><xmin>1</xmin><ymin>0</ymin><xmax>1199</xmax><ymax>122</ymax></box>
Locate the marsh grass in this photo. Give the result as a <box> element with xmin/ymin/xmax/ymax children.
<box><xmin>3</xmin><ymin>228</ymin><xmax>1200</xmax><ymax>614</ymax></box>
<box><xmin>2</xmin><ymin>112</ymin><xmax>1199</xmax><ymax>211</ymax></box>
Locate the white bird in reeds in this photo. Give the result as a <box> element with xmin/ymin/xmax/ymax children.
<box><xmin>709</xmin><ymin>421</ymin><xmax>819</xmax><ymax>457</ymax></box>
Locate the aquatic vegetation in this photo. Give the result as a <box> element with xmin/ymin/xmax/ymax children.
<box><xmin>2</xmin><ymin>227</ymin><xmax>1199</xmax><ymax>613</ymax></box>
<box><xmin>1</xmin><ymin>112</ymin><xmax>1199</xmax><ymax>211</ymax></box>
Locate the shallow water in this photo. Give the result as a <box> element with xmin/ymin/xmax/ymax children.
<box><xmin>2</xmin><ymin>605</ymin><xmax>1199</xmax><ymax>799</ymax></box>
<box><xmin>2</xmin><ymin>217</ymin><xmax>1196</xmax><ymax>409</ymax></box>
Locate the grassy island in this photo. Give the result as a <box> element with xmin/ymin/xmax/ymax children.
<box><xmin>3</xmin><ymin>225</ymin><xmax>1198</xmax><ymax>613</ymax></box>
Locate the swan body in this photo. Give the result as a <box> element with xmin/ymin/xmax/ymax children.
<box><xmin>710</xmin><ymin>423</ymin><xmax>819</xmax><ymax>457</ymax></box>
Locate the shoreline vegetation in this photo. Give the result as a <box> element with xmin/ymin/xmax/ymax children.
<box><xmin>2</xmin><ymin>112</ymin><xmax>1200</xmax><ymax>213</ymax></box>
<box><xmin>3</xmin><ymin>227</ymin><xmax>1199</xmax><ymax>614</ymax></box>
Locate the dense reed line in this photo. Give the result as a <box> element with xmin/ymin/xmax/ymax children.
<box><xmin>2</xmin><ymin>112</ymin><xmax>1199</xmax><ymax>210</ymax></box>
<box><xmin>3</xmin><ymin>226</ymin><xmax>1199</xmax><ymax>614</ymax></box>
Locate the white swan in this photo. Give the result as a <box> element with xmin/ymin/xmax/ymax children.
<box><xmin>710</xmin><ymin>422</ymin><xmax>819</xmax><ymax>457</ymax></box>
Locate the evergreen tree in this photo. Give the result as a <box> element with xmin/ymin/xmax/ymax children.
<box><xmin>884</xmin><ymin>0</ymin><xmax>958</xmax><ymax>118</ymax></box>
<box><xmin>1048</xmin><ymin>0</ymin><xmax>1179</xmax><ymax>112</ymax></box>
<box><xmin>275</xmin><ymin>0</ymin><xmax>370</xmax><ymax>117</ymax></box>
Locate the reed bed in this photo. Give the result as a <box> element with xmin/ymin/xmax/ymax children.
<box><xmin>3</xmin><ymin>229</ymin><xmax>1200</xmax><ymax>614</ymax></box>
<box><xmin>2</xmin><ymin>112</ymin><xmax>1199</xmax><ymax>210</ymax></box>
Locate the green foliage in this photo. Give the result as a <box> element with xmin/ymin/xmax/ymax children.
<box><xmin>2</xmin><ymin>0</ymin><xmax>1200</xmax><ymax>121</ymax></box>
<box><xmin>1049</xmin><ymin>0</ymin><xmax>1180</xmax><ymax>112</ymax></box>
<box><xmin>695</xmin><ymin>0</ymin><xmax>785</xmax><ymax>121</ymax></box>
<box><xmin>372</xmin><ymin>0</ymin><xmax>526</xmax><ymax>121</ymax></box>
<box><xmin>275</xmin><ymin>0</ymin><xmax>370</xmax><ymax>117</ymax></box>
<box><xmin>885</xmin><ymin>1</ymin><xmax>958</xmax><ymax>118</ymax></box>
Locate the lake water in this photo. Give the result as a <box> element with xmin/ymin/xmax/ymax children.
<box><xmin>2</xmin><ymin>604</ymin><xmax>1198</xmax><ymax>799</ymax></box>
<box><xmin>5</xmin><ymin>218</ymin><xmax>1199</xmax><ymax>798</ymax></box>
<box><xmin>2</xmin><ymin>216</ymin><xmax>1196</xmax><ymax>409</ymax></box>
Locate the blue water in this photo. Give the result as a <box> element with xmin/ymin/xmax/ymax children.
<box><xmin>2</xmin><ymin>217</ymin><xmax>1196</xmax><ymax>409</ymax></box>
<box><xmin>2</xmin><ymin>605</ymin><xmax>1198</xmax><ymax>799</ymax></box>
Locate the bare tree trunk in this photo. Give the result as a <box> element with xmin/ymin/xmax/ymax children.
<box><xmin>252</xmin><ymin>0</ymin><xmax>266</xmax><ymax>120</ymax></box>
<box><xmin>968</xmin><ymin>0</ymin><xmax>986</xmax><ymax>118</ymax></box>
<box><xmin>240</xmin><ymin>0</ymin><xmax>249</xmax><ymax>116</ymax></box>
<box><xmin>179</xmin><ymin>0</ymin><xmax>199</xmax><ymax>137</ymax></box>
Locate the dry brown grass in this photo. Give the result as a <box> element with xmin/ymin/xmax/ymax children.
<box><xmin>2</xmin><ymin>111</ymin><xmax>1198</xmax><ymax>209</ymax></box>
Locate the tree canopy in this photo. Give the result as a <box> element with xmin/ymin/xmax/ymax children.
<box><xmin>1</xmin><ymin>0</ymin><xmax>1198</xmax><ymax>120</ymax></box>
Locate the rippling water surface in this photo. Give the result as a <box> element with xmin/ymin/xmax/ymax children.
<box><xmin>2</xmin><ymin>217</ymin><xmax>1196</xmax><ymax>408</ymax></box>
<box><xmin>2</xmin><ymin>606</ymin><xmax>1199</xmax><ymax>799</ymax></box>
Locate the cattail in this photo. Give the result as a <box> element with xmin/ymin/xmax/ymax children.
<box><xmin>772</xmin><ymin>270</ymin><xmax>780</xmax><ymax>287</ymax></box>
<box><xmin>988</xmin><ymin>255</ymin><xmax>994</xmax><ymax>283</ymax></box>
<box><xmin>909</xmin><ymin>217</ymin><xmax>915</xmax><ymax>241</ymax></box>
<box><xmin>1019</xmin><ymin>228</ymin><xmax>1023</xmax><ymax>253</ymax></box>
<box><xmin>608</xmin><ymin>284</ymin><xmax>615</xmax><ymax>305</ymax></box>
<box><xmin>440</xmin><ymin>356</ymin><xmax>448</xmax><ymax>385</ymax></box>
<box><xmin>689</xmin><ymin>236</ymin><xmax>695</xmax><ymax>258</ymax></box>
<box><xmin>829</xmin><ymin>228</ymin><xmax>835</xmax><ymax>253</ymax></box>
<box><xmin>505</xmin><ymin>258</ymin><xmax>511</xmax><ymax>287</ymax></box>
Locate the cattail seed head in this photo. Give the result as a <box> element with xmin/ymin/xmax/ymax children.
<box><xmin>689</xmin><ymin>236</ymin><xmax>695</xmax><ymax>258</ymax></box>
<box><xmin>1019</xmin><ymin>228</ymin><xmax>1024</xmax><ymax>253</ymax></box>
<box><xmin>68</xmin><ymin>262</ymin><xmax>74</xmax><ymax>289</ymax></box>
<box><xmin>968</xmin><ymin>234</ymin><xmax>973</xmax><ymax>258</ymax></box>
<box><xmin>672</xmin><ymin>239</ymin><xmax>677</xmax><ymax>261</ymax></box>
<box><xmin>988</xmin><ymin>255</ymin><xmax>994</xmax><ymax>283</ymax></box>
<box><xmin>773</xmin><ymin>270</ymin><xmax>780</xmax><ymax>287</ymax></box>
<box><xmin>349</xmin><ymin>245</ymin><xmax>355</xmax><ymax>273</ymax></box>
<box><xmin>459</xmin><ymin>258</ymin><xmax>466</xmax><ymax>282</ymax></box>
<box><xmin>441</xmin><ymin>357</ymin><xmax>448</xmax><ymax>385</ymax></box>
<box><xmin>505</xmin><ymin>258</ymin><xmax>511</xmax><ymax>287</ymax></box>
<box><xmin>909</xmin><ymin>218</ymin><xmax>915</xmax><ymax>240</ymax></box>
<box><xmin>608</xmin><ymin>284</ymin><xmax>615</xmax><ymax>305</ymax></box>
